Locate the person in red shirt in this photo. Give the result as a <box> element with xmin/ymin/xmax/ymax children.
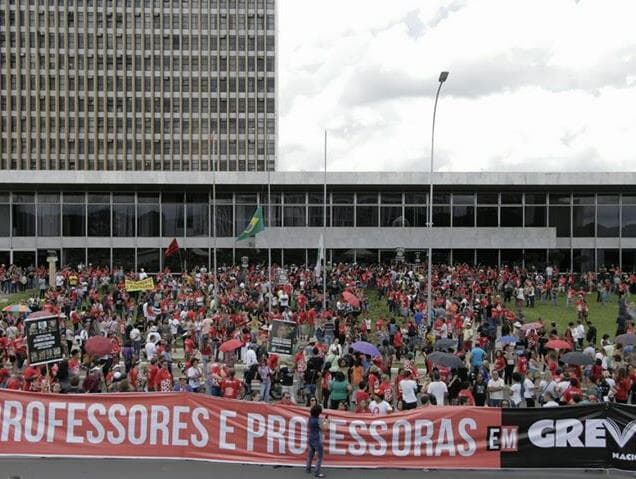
<box><xmin>5</xmin><ymin>373</ymin><xmax>25</xmax><ymax>390</ymax></box>
<box><xmin>146</xmin><ymin>358</ymin><xmax>159</xmax><ymax>392</ymax></box>
<box><xmin>458</xmin><ymin>382</ymin><xmax>476</xmax><ymax>406</ymax></box>
<box><xmin>561</xmin><ymin>378</ymin><xmax>584</xmax><ymax>404</ymax></box>
<box><xmin>183</xmin><ymin>333</ymin><xmax>196</xmax><ymax>361</ymax></box>
<box><xmin>377</xmin><ymin>374</ymin><xmax>394</xmax><ymax>404</ymax></box>
<box><xmin>220</xmin><ymin>368</ymin><xmax>243</xmax><ymax>399</ymax></box>
<box><xmin>154</xmin><ymin>360</ymin><xmax>173</xmax><ymax>392</ymax></box>
<box><xmin>614</xmin><ymin>369</ymin><xmax>632</xmax><ymax>404</ymax></box>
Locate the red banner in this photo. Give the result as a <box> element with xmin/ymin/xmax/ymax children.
<box><xmin>0</xmin><ymin>390</ymin><xmax>501</xmax><ymax>468</ymax></box>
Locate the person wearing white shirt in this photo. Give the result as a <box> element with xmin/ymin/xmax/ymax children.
<box><xmin>523</xmin><ymin>376</ymin><xmax>536</xmax><ymax>407</ymax></box>
<box><xmin>509</xmin><ymin>373</ymin><xmax>523</xmax><ymax>407</ymax></box>
<box><xmin>543</xmin><ymin>393</ymin><xmax>559</xmax><ymax>408</ymax></box>
<box><xmin>369</xmin><ymin>392</ymin><xmax>393</xmax><ymax>416</ymax></box>
<box><xmin>424</xmin><ymin>371</ymin><xmax>447</xmax><ymax>407</ymax></box>
<box><xmin>487</xmin><ymin>370</ymin><xmax>505</xmax><ymax>407</ymax></box>
<box><xmin>244</xmin><ymin>347</ymin><xmax>258</xmax><ymax>368</ymax></box>
<box><xmin>396</xmin><ymin>370</ymin><xmax>420</xmax><ymax>409</ymax></box>
<box><xmin>144</xmin><ymin>340</ymin><xmax>157</xmax><ymax>361</ymax></box>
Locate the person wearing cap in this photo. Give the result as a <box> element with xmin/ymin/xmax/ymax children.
<box><xmin>369</xmin><ymin>389</ymin><xmax>393</xmax><ymax>415</ymax></box>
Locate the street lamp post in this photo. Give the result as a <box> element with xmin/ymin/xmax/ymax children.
<box><xmin>427</xmin><ymin>71</ymin><xmax>449</xmax><ymax>327</ymax></box>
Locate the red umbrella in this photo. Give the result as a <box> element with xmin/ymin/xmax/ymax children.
<box><xmin>545</xmin><ymin>339</ymin><xmax>572</xmax><ymax>350</ymax></box>
<box><xmin>342</xmin><ymin>291</ymin><xmax>360</xmax><ymax>309</ymax></box>
<box><xmin>219</xmin><ymin>338</ymin><xmax>243</xmax><ymax>353</ymax></box>
<box><xmin>85</xmin><ymin>336</ymin><xmax>113</xmax><ymax>356</ymax></box>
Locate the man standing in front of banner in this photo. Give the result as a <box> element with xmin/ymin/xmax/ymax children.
<box><xmin>306</xmin><ymin>404</ymin><xmax>328</xmax><ymax>478</ymax></box>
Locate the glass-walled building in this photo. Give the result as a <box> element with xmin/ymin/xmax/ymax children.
<box><xmin>0</xmin><ymin>171</ymin><xmax>635</xmax><ymax>273</ymax></box>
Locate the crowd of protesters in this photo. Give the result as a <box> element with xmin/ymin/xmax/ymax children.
<box><xmin>1</xmin><ymin>260</ymin><xmax>636</xmax><ymax>412</ymax></box>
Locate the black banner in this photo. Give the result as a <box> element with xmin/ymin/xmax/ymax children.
<box><xmin>268</xmin><ymin>319</ymin><xmax>297</xmax><ymax>355</ymax></box>
<box><xmin>25</xmin><ymin>314</ymin><xmax>63</xmax><ymax>366</ymax></box>
<box><xmin>502</xmin><ymin>404</ymin><xmax>636</xmax><ymax>470</ymax></box>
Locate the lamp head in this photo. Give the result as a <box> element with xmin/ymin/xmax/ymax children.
<box><xmin>439</xmin><ymin>71</ymin><xmax>449</xmax><ymax>82</ymax></box>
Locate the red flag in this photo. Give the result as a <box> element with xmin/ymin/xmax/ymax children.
<box><xmin>164</xmin><ymin>238</ymin><xmax>180</xmax><ymax>257</ymax></box>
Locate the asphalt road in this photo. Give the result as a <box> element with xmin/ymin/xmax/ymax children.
<box><xmin>0</xmin><ymin>459</ymin><xmax>634</xmax><ymax>479</ymax></box>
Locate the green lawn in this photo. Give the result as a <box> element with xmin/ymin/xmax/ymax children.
<box><xmin>520</xmin><ymin>294</ymin><xmax>618</xmax><ymax>343</ymax></box>
<box><xmin>0</xmin><ymin>289</ymin><xmax>38</xmax><ymax>306</ymax></box>
<box><xmin>365</xmin><ymin>289</ymin><xmax>620</xmax><ymax>345</ymax></box>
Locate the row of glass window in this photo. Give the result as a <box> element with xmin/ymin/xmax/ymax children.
<box><xmin>2</xmin><ymin>248</ymin><xmax>635</xmax><ymax>275</ymax></box>
<box><xmin>12</xmin><ymin>0</ymin><xmax>275</xmax><ymax>9</ymax></box>
<box><xmin>2</xmin><ymin>192</ymin><xmax>636</xmax><ymax>237</ymax></box>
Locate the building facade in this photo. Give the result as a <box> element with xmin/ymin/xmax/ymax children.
<box><xmin>0</xmin><ymin>171</ymin><xmax>635</xmax><ymax>273</ymax></box>
<box><xmin>0</xmin><ymin>0</ymin><xmax>276</xmax><ymax>172</ymax></box>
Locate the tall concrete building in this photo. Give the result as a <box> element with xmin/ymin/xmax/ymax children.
<box><xmin>0</xmin><ymin>0</ymin><xmax>276</xmax><ymax>172</ymax></box>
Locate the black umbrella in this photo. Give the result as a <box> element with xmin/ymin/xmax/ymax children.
<box><xmin>615</xmin><ymin>334</ymin><xmax>636</xmax><ymax>346</ymax></box>
<box><xmin>560</xmin><ymin>351</ymin><xmax>594</xmax><ymax>366</ymax></box>
<box><xmin>429</xmin><ymin>352</ymin><xmax>465</xmax><ymax>369</ymax></box>
<box><xmin>434</xmin><ymin>338</ymin><xmax>458</xmax><ymax>351</ymax></box>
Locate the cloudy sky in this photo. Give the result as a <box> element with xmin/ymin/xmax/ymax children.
<box><xmin>277</xmin><ymin>0</ymin><xmax>636</xmax><ymax>172</ymax></box>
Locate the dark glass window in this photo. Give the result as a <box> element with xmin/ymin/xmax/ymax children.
<box><xmin>525</xmin><ymin>206</ymin><xmax>546</xmax><ymax>227</ymax></box>
<box><xmin>284</xmin><ymin>206</ymin><xmax>306</xmax><ymax>227</ymax></box>
<box><xmin>112</xmin><ymin>204</ymin><xmax>136</xmax><ymax>237</ymax></box>
<box><xmin>623</xmin><ymin>249</ymin><xmax>636</xmax><ymax>273</ymax></box>
<box><xmin>597</xmin><ymin>249</ymin><xmax>619</xmax><ymax>270</ymax></box>
<box><xmin>500</xmin><ymin>207</ymin><xmax>523</xmax><ymax>227</ymax></box>
<box><xmin>87</xmin><ymin>205</ymin><xmax>111</xmax><ymax>236</ymax></box>
<box><xmin>214</xmin><ymin>205</ymin><xmax>233</xmax><ymax>237</ymax></box>
<box><xmin>234</xmin><ymin>204</ymin><xmax>257</xmax><ymax>236</ymax></box>
<box><xmin>573</xmin><ymin>194</ymin><xmax>594</xmax><ymax>205</ymax></box>
<box><xmin>477</xmin><ymin>193</ymin><xmax>498</xmax><ymax>204</ymax></box>
<box><xmin>162</xmin><ymin>193</ymin><xmax>185</xmax><ymax>237</ymax></box>
<box><xmin>380</xmin><ymin>192</ymin><xmax>401</xmax><ymax>204</ymax></box>
<box><xmin>138</xmin><ymin>204</ymin><xmax>160</xmax><ymax>237</ymax></box>
<box><xmin>452</xmin><ymin>193</ymin><xmax>474</xmax><ymax>205</ymax></box>
<box><xmin>356</xmin><ymin>192</ymin><xmax>378</xmax><ymax>204</ymax></box>
<box><xmin>283</xmin><ymin>192</ymin><xmax>305</xmax><ymax>204</ymax></box>
<box><xmin>549</xmin><ymin>193</ymin><xmax>571</xmax><ymax>205</ymax></box>
<box><xmin>573</xmin><ymin>205</ymin><xmax>595</xmax><ymax>237</ymax></box>
<box><xmin>596</xmin><ymin>206</ymin><xmax>619</xmax><ymax>237</ymax></box>
<box><xmin>433</xmin><ymin>193</ymin><xmax>450</xmax><ymax>205</ymax></box>
<box><xmin>355</xmin><ymin>206</ymin><xmax>378</xmax><ymax>227</ymax></box>
<box><xmin>432</xmin><ymin>206</ymin><xmax>451</xmax><ymax>227</ymax></box>
<box><xmin>405</xmin><ymin>192</ymin><xmax>426</xmax><ymax>205</ymax></box>
<box><xmin>573</xmin><ymin>248</ymin><xmax>595</xmax><ymax>273</ymax></box>
<box><xmin>186</xmin><ymin>198</ymin><xmax>209</xmax><ymax>236</ymax></box>
<box><xmin>63</xmin><ymin>204</ymin><xmax>85</xmax><ymax>236</ymax></box>
<box><xmin>112</xmin><ymin>248</ymin><xmax>135</xmax><ymax>271</ymax></box>
<box><xmin>87</xmin><ymin>248</ymin><xmax>111</xmax><ymax>268</ymax></box>
<box><xmin>13</xmin><ymin>204</ymin><xmax>36</xmax><ymax>236</ymax></box>
<box><xmin>597</xmin><ymin>195</ymin><xmax>619</xmax><ymax>204</ymax></box>
<box><xmin>477</xmin><ymin>207</ymin><xmax>498</xmax><ymax>227</ymax></box>
<box><xmin>308</xmin><ymin>206</ymin><xmax>329</xmax><ymax>227</ymax></box>
<box><xmin>501</xmin><ymin>192</ymin><xmax>522</xmax><ymax>204</ymax></box>
<box><xmin>264</xmin><ymin>205</ymin><xmax>282</xmax><ymax>227</ymax></box>
<box><xmin>332</xmin><ymin>206</ymin><xmax>354</xmax><ymax>227</ymax></box>
<box><xmin>381</xmin><ymin>206</ymin><xmax>402</xmax><ymax>227</ymax></box>
<box><xmin>0</xmin><ymin>205</ymin><xmax>10</xmax><ymax>236</ymax></box>
<box><xmin>549</xmin><ymin>206</ymin><xmax>571</xmax><ymax>237</ymax></box>
<box><xmin>452</xmin><ymin>206</ymin><xmax>474</xmax><ymax>227</ymax></box>
<box><xmin>37</xmin><ymin>204</ymin><xmax>60</xmax><ymax>236</ymax></box>
<box><xmin>137</xmin><ymin>248</ymin><xmax>160</xmax><ymax>273</ymax></box>
<box><xmin>332</xmin><ymin>192</ymin><xmax>353</xmax><ymax>204</ymax></box>
<box><xmin>453</xmin><ymin>249</ymin><xmax>474</xmax><ymax>265</ymax></box>
<box><xmin>405</xmin><ymin>206</ymin><xmax>426</xmax><ymax>227</ymax></box>
<box><xmin>622</xmin><ymin>206</ymin><xmax>636</xmax><ymax>237</ymax></box>
<box><xmin>525</xmin><ymin>193</ymin><xmax>546</xmax><ymax>204</ymax></box>
<box><xmin>549</xmin><ymin>249</ymin><xmax>571</xmax><ymax>271</ymax></box>
<box><xmin>63</xmin><ymin>248</ymin><xmax>86</xmax><ymax>268</ymax></box>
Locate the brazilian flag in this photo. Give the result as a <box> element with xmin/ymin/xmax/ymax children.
<box><xmin>237</xmin><ymin>207</ymin><xmax>265</xmax><ymax>241</ymax></box>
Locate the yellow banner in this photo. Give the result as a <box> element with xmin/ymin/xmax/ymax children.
<box><xmin>124</xmin><ymin>277</ymin><xmax>155</xmax><ymax>292</ymax></box>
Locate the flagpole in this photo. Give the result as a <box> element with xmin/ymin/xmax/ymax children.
<box><xmin>212</xmin><ymin>131</ymin><xmax>218</xmax><ymax>309</ymax></box>
<box><xmin>322</xmin><ymin>130</ymin><xmax>327</xmax><ymax>312</ymax></box>
<box><xmin>267</xmin><ymin>155</ymin><xmax>272</xmax><ymax>316</ymax></box>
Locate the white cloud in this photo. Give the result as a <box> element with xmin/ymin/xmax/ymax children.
<box><xmin>278</xmin><ymin>0</ymin><xmax>636</xmax><ymax>172</ymax></box>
